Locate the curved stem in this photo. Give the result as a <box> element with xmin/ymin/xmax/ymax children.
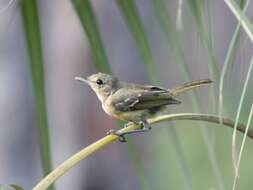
<box><xmin>32</xmin><ymin>113</ymin><xmax>253</xmax><ymax>190</ymax></box>
<box><xmin>149</xmin><ymin>113</ymin><xmax>253</xmax><ymax>138</ymax></box>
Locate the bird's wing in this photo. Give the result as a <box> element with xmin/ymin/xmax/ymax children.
<box><xmin>112</xmin><ymin>88</ymin><xmax>180</xmax><ymax>112</ymax></box>
<box><xmin>137</xmin><ymin>84</ymin><xmax>169</xmax><ymax>92</ymax></box>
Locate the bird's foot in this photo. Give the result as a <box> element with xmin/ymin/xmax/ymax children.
<box><xmin>124</xmin><ymin>121</ymin><xmax>134</xmax><ymax>128</ymax></box>
<box><xmin>107</xmin><ymin>129</ymin><xmax>127</xmax><ymax>142</ymax></box>
<box><xmin>107</xmin><ymin>121</ymin><xmax>152</xmax><ymax>142</ymax></box>
<box><xmin>138</xmin><ymin>120</ymin><xmax>152</xmax><ymax>131</ymax></box>
<box><xmin>121</xmin><ymin>121</ymin><xmax>152</xmax><ymax>135</ymax></box>
<box><xmin>124</xmin><ymin>121</ymin><xmax>152</xmax><ymax>129</ymax></box>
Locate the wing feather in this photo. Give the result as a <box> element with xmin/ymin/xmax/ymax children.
<box><xmin>112</xmin><ymin>88</ymin><xmax>180</xmax><ymax>112</ymax></box>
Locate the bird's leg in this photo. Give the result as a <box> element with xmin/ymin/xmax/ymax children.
<box><xmin>106</xmin><ymin>129</ymin><xmax>127</xmax><ymax>142</ymax></box>
<box><xmin>107</xmin><ymin>120</ymin><xmax>151</xmax><ymax>142</ymax></box>
<box><xmin>124</xmin><ymin>121</ymin><xmax>134</xmax><ymax>128</ymax></box>
<box><xmin>120</xmin><ymin>120</ymin><xmax>152</xmax><ymax>136</ymax></box>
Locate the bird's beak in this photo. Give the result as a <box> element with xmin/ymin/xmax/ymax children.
<box><xmin>75</xmin><ymin>76</ymin><xmax>90</xmax><ymax>85</ymax></box>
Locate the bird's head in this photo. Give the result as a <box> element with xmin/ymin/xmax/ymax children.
<box><xmin>75</xmin><ymin>72</ymin><xmax>119</xmax><ymax>102</ymax></box>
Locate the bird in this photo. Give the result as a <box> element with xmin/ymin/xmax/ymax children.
<box><xmin>75</xmin><ymin>72</ymin><xmax>212</xmax><ymax>142</ymax></box>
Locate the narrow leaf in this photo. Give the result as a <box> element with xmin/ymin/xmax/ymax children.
<box><xmin>219</xmin><ymin>0</ymin><xmax>250</xmax><ymax>127</ymax></box>
<box><xmin>116</xmin><ymin>0</ymin><xmax>158</xmax><ymax>83</ymax></box>
<box><xmin>232</xmin><ymin>56</ymin><xmax>253</xmax><ymax>176</ymax></box>
<box><xmin>224</xmin><ymin>0</ymin><xmax>253</xmax><ymax>42</ymax></box>
<box><xmin>9</xmin><ymin>184</ymin><xmax>25</xmax><ymax>190</ymax></box>
<box><xmin>72</xmin><ymin>0</ymin><xmax>111</xmax><ymax>73</ymax></box>
<box><xmin>187</xmin><ymin>0</ymin><xmax>220</xmax><ymax>81</ymax></box>
<box><xmin>19</xmin><ymin>1</ymin><xmax>54</xmax><ymax>190</ymax></box>
<box><xmin>153</xmin><ymin>1</ymin><xmax>224</xmax><ymax>189</ymax></box>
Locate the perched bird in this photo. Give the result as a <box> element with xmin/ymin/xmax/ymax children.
<box><xmin>75</xmin><ymin>73</ymin><xmax>212</xmax><ymax>141</ymax></box>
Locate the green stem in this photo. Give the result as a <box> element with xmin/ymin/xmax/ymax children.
<box><xmin>33</xmin><ymin>113</ymin><xmax>253</xmax><ymax>190</ymax></box>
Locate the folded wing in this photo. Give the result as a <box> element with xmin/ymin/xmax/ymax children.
<box><xmin>112</xmin><ymin>87</ymin><xmax>180</xmax><ymax>112</ymax></box>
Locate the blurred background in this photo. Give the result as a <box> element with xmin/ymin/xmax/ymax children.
<box><xmin>0</xmin><ymin>0</ymin><xmax>253</xmax><ymax>189</ymax></box>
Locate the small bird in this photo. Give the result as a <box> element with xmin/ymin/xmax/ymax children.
<box><xmin>75</xmin><ymin>73</ymin><xmax>212</xmax><ymax>142</ymax></box>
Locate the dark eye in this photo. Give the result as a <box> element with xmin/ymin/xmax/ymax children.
<box><xmin>96</xmin><ymin>79</ymin><xmax>104</xmax><ymax>85</ymax></box>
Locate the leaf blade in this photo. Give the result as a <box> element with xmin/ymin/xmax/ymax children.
<box><xmin>19</xmin><ymin>0</ymin><xmax>54</xmax><ymax>189</ymax></box>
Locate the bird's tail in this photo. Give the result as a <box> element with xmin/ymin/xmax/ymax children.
<box><xmin>170</xmin><ymin>79</ymin><xmax>212</xmax><ymax>96</ymax></box>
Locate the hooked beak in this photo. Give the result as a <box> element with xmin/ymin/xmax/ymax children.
<box><xmin>75</xmin><ymin>76</ymin><xmax>90</xmax><ymax>85</ymax></box>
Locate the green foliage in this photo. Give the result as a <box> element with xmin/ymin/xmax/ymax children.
<box><xmin>16</xmin><ymin>0</ymin><xmax>253</xmax><ymax>189</ymax></box>
<box><xmin>19</xmin><ymin>0</ymin><xmax>54</xmax><ymax>190</ymax></box>
<box><xmin>224</xmin><ymin>0</ymin><xmax>253</xmax><ymax>42</ymax></box>
<box><xmin>187</xmin><ymin>0</ymin><xmax>220</xmax><ymax>81</ymax></box>
<box><xmin>70</xmin><ymin>1</ymin><xmax>253</xmax><ymax>190</ymax></box>
<box><xmin>116</xmin><ymin>0</ymin><xmax>158</xmax><ymax>83</ymax></box>
<box><xmin>9</xmin><ymin>184</ymin><xmax>25</xmax><ymax>190</ymax></box>
<box><xmin>72</xmin><ymin>0</ymin><xmax>111</xmax><ymax>73</ymax></box>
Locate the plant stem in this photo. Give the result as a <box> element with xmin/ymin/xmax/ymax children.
<box><xmin>33</xmin><ymin>113</ymin><xmax>253</xmax><ymax>190</ymax></box>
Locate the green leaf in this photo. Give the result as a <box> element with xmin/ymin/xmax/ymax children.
<box><xmin>152</xmin><ymin>0</ymin><xmax>192</xmax><ymax>80</ymax></box>
<box><xmin>72</xmin><ymin>0</ymin><xmax>111</xmax><ymax>73</ymax></box>
<box><xmin>187</xmin><ymin>0</ymin><xmax>220</xmax><ymax>81</ymax></box>
<box><xmin>116</xmin><ymin>0</ymin><xmax>158</xmax><ymax>83</ymax></box>
<box><xmin>186</xmin><ymin>1</ymin><xmax>226</xmax><ymax>189</ymax></box>
<box><xmin>19</xmin><ymin>1</ymin><xmax>54</xmax><ymax>190</ymax></box>
<box><xmin>224</xmin><ymin>0</ymin><xmax>253</xmax><ymax>42</ymax></box>
<box><xmin>9</xmin><ymin>184</ymin><xmax>25</xmax><ymax>190</ymax></box>
<box><xmin>219</xmin><ymin>0</ymin><xmax>250</xmax><ymax>126</ymax></box>
<box><xmin>152</xmin><ymin>1</ymin><xmax>225</xmax><ymax>189</ymax></box>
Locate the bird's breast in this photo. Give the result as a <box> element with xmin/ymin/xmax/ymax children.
<box><xmin>102</xmin><ymin>100</ymin><xmax>149</xmax><ymax>122</ymax></box>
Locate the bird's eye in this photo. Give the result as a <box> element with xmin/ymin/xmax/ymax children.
<box><xmin>96</xmin><ymin>79</ymin><xmax>104</xmax><ymax>85</ymax></box>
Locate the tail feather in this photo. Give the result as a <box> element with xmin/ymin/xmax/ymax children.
<box><xmin>170</xmin><ymin>79</ymin><xmax>212</xmax><ymax>96</ymax></box>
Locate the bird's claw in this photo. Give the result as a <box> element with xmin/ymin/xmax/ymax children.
<box><xmin>124</xmin><ymin>122</ymin><xmax>134</xmax><ymax>128</ymax></box>
<box><xmin>107</xmin><ymin>121</ymin><xmax>151</xmax><ymax>142</ymax></box>
<box><xmin>107</xmin><ymin>129</ymin><xmax>127</xmax><ymax>142</ymax></box>
<box><xmin>124</xmin><ymin>121</ymin><xmax>151</xmax><ymax>130</ymax></box>
<box><xmin>138</xmin><ymin>121</ymin><xmax>152</xmax><ymax>130</ymax></box>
